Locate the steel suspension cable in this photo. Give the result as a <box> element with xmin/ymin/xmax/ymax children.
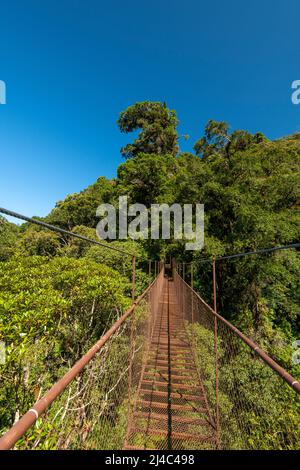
<box><xmin>180</xmin><ymin>242</ymin><xmax>300</xmax><ymax>266</ymax></box>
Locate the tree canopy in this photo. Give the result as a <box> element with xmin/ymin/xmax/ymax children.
<box><xmin>117</xmin><ymin>101</ymin><xmax>179</xmax><ymax>158</ymax></box>
<box><xmin>0</xmin><ymin>102</ymin><xmax>299</xmax><ymax>446</ymax></box>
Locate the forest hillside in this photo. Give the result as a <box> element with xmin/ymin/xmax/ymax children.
<box><xmin>0</xmin><ymin>102</ymin><xmax>299</xmax><ymax>441</ymax></box>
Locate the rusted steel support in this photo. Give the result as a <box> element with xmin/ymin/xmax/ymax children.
<box><xmin>176</xmin><ymin>270</ymin><xmax>300</xmax><ymax>395</ymax></box>
<box><xmin>213</xmin><ymin>257</ymin><xmax>217</xmax><ymax>313</ymax></box>
<box><xmin>0</xmin><ymin>274</ymin><xmax>162</xmax><ymax>451</ymax></box>
<box><xmin>148</xmin><ymin>259</ymin><xmax>151</xmax><ymax>277</ymax></box>
<box><xmin>125</xmin><ymin>308</ymin><xmax>135</xmax><ymax>447</ymax></box>
<box><xmin>127</xmin><ymin>254</ymin><xmax>137</xmax><ymax>445</ymax></box>
<box><xmin>166</xmin><ymin>279</ymin><xmax>172</xmax><ymax>450</ymax></box>
<box><xmin>132</xmin><ymin>255</ymin><xmax>136</xmax><ymax>301</ymax></box>
<box><xmin>213</xmin><ymin>257</ymin><xmax>220</xmax><ymax>448</ymax></box>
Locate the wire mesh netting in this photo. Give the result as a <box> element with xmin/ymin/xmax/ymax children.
<box><xmin>124</xmin><ymin>278</ymin><xmax>216</xmax><ymax>450</ymax></box>
<box><xmin>2</xmin><ymin>270</ymin><xmax>164</xmax><ymax>450</ymax></box>
<box><xmin>173</xmin><ymin>270</ymin><xmax>300</xmax><ymax>450</ymax></box>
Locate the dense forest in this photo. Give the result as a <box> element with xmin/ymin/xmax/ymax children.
<box><xmin>0</xmin><ymin>101</ymin><xmax>299</xmax><ymax>447</ymax></box>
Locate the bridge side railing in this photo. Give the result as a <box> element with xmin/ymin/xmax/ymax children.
<box><xmin>173</xmin><ymin>270</ymin><xmax>300</xmax><ymax>450</ymax></box>
<box><xmin>0</xmin><ymin>268</ymin><xmax>165</xmax><ymax>450</ymax></box>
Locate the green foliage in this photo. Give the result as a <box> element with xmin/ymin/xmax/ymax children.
<box><xmin>117</xmin><ymin>101</ymin><xmax>179</xmax><ymax>158</ymax></box>
<box><xmin>188</xmin><ymin>136</ymin><xmax>300</xmax><ymax>355</ymax></box>
<box><xmin>84</xmin><ymin>239</ymin><xmax>149</xmax><ymax>296</ymax></box>
<box><xmin>0</xmin><ymin>216</ymin><xmax>19</xmax><ymax>261</ymax></box>
<box><xmin>0</xmin><ymin>102</ymin><xmax>299</xmax><ymax>449</ymax></box>
<box><xmin>187</xmin><ymin>323</ymin><xmax>300</xmax><ymax>449</ymax></box>
<box><xmin>194</xmin><ymin>119</ymin><xmax>269</xmax><ymax>159</ymax></box>
<box><xmin>57</xmin><ymin>225</ymin><xmax>97</xmax><ymax>258</ymax></box>
<box><xmin>0</xmin><ymin>256</ymin><xmax>130</xmax><ymax>434</ymax></box>
<box><xmin>13</xmin><ymin>300</ymin><xmax>150</xmax><ymax>450</ymax></box>
<box><xmin>18</xmin><ymin>225</ymin><xmax>61</xmax><ymax>257</ymax></box>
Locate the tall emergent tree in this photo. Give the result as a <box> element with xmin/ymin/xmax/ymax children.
<box><xmin>117</xmin><ymin>101</ymin><xmax>179</xmax><ymax>158</ymax></box>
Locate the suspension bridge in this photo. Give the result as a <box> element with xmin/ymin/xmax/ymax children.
<box><xmin>0</xmin><ymin>207</ymin><xmax>299</xmax><ymax>450</ymax></box>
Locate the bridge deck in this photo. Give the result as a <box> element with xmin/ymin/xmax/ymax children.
<box><xmin>124</xmin><ymin>278</ymin><xmax>216</xmax><ymax>450</ymax></box>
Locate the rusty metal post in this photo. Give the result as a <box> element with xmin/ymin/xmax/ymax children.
<box><xmin>213</xmin><ymin>256</ymin><xmax>220</xmax><ymax>448</ymax></box>
<box><xmin>132</xmin><ymin>255</ymin><xmax>136</xmax><ymax>301</ymax></box>
<box><xmin>183</xmin><ymin>263</ymin><xmax>186</xmax><ymax>320</ymax></box>
<box><xmin>154</xmin><ymin>261</ymin><xmax>157</xmax><ymax>278</ymax></box>
<box><xmin>128</xmin><ymin>254</ymin><xmax>136</xmax><ymax>442</ymax></box>
<box><xmin>148</xmin><ymin>259</ymin><xmax>151</xmax><ymax>277</ymax></box>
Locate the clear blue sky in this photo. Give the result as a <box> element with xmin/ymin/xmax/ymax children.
<box><xmin>0</xmin><ymin>0</ymin><xmax>299</xmax><ymax>219</ymax></box>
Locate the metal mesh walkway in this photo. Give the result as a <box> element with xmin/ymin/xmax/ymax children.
<box><xmin>124</xmin><ymin>278</ymin><xmax>216</xmax><ymax>450</ymax></box>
